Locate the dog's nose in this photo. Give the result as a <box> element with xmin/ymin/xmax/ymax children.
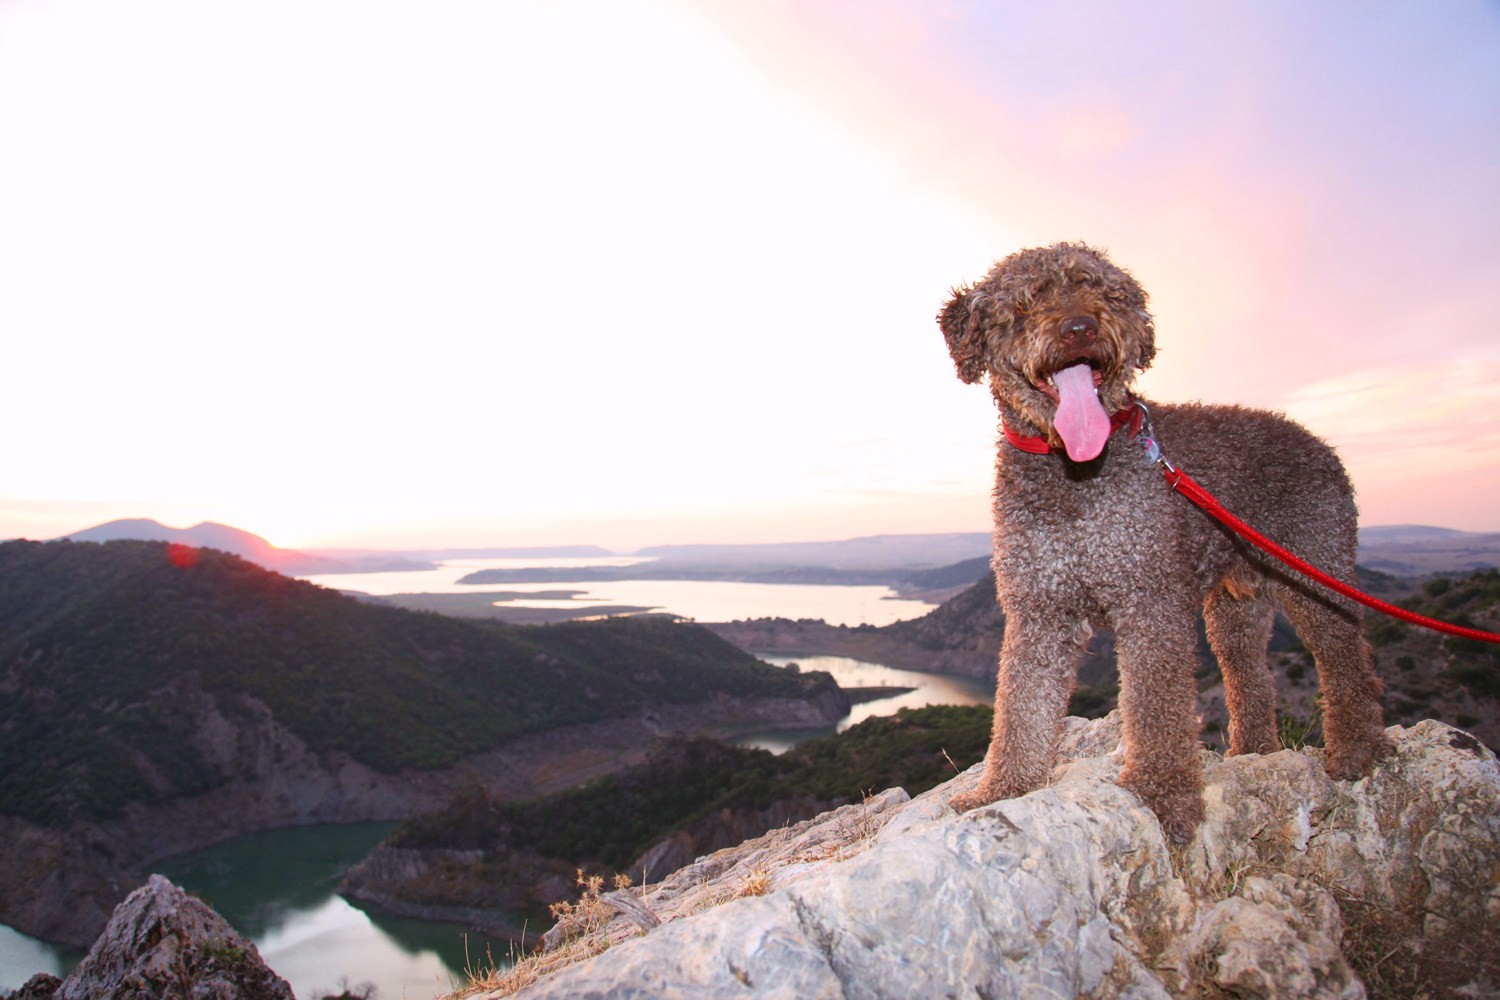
<box><xmin>1059</xmin><ymin>315</ymin><xmax>1099</xmax><ymax>349</ymax></box>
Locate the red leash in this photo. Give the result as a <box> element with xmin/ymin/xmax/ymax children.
<box><xmin>1006</xmin><ymin>402</ymin><xmax>1500</xmax><ymax>644</ymax></box>
<box><xmin>1131</xmin><ymin>402</ymin><xmax>1500</xmax><ymax>643</ymax></box>
<box><xmin>1164</xmin><ymin>467</ymin><xmax>1500</xmax><ymax>644</ymax></box>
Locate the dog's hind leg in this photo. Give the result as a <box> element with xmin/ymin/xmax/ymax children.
<box><xmin>950</xmin><ymin>607</ymin><xmax>1089</xmax><ymax>813</ymax></box>
<box><xmin>1204</xmin><ymin>581</ymin><xmax>1280</xmax><ymax>756</ymax></box>
<box><xmin>1277</xmin><ymin>587</ymin><xmax>1394</xmax><ymax>779</ymax></box>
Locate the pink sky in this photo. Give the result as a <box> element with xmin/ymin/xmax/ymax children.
<box><xmin>1</xmin><ymin>0</ymin><xmax>1496</xmax><ymax>550</ymax></box>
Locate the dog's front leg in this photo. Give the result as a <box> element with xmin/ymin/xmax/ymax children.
<box><xmin>950</xmin><ymin>608</ymin><xmax>1087</xmax><ymax>812</ymax></box>
<box><xmin>1113</xmin><ymin>612</ymin><xmax>1206</xmax><ymax>843</ymax></box>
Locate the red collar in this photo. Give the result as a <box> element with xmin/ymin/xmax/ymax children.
<box><xmin>1003</xmin><ymin>403</ymin><xmax>1143</xmax><ymax>455</ymax></box>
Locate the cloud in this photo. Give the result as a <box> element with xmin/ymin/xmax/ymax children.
<box><xmin>1282</xmin><ymin>358</ymin><xmax>1500</xmax><ymax>529</ymax></box>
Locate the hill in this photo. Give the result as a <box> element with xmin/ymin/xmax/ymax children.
<box><xmin>59</xmin><ymin>518</ymin><xmax>432</xmax><ymax>575</ymax></box>
<box><xmin>0</xmin><ymin>538</ymin><xmax>846</xmax><ymax>946</ymax></box>
<box><xmin>1357</xmin><ymin>524</ymin><xmax>1500</xmax><ymax>575</ymax></box>
<box><xmin>0</xmin><ymin>538</ymin><xmax>840</xmax><ymax>825</ymax></box>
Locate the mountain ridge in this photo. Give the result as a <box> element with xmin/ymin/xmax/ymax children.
<box><xmin>58</xmin><ymin>518</ymin><xmax>430</xmax><ymax>575</ymax></box>
<box><xmin>42</xmin><ymin>518</ymin><xmax>1500</xmax><ymax>582</ymax></box>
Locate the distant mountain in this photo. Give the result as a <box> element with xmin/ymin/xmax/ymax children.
<box><xmin>1357</xmin><ymin>524</ymin><xmax>1500</xmax><ymax>576</ymax></box>
<box><xmin>899</xmin><ymin>556</ymin><xmax>992</xmax><ymax>593</ymax></box>
<box><xmin>339</xmin><ymin>545</ymin><xmax>615</xmax><ymax>560</ymax></box>
<box><xmin>454</xmin><ymin>535</ymin><xmax>997</xmax><ymax>589</ymax></box>
<box><xmin>66</xmin><ymin>518</ymin><xmax>281</xmax><ymax>562</ymax></box>
<box><xmin>632</xmin><ymin>533</ymin><xmax>993</xmax><ymax>571</ymax></box>
<box><xmin>59</xmin><ymin>519</ymin><xmax>433</xmax><ymax>575</ymax></box>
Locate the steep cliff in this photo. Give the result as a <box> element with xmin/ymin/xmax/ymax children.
<box><xmin>456</xmin><ymin>714</ymin><xmax>1500</xmax><ymax>999</ymax></box>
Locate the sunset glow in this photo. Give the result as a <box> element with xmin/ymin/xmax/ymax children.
<box><xmin>1</xmin><ymin>0</ymin><xmax>1496</xmax><ymax>551</ymax></box>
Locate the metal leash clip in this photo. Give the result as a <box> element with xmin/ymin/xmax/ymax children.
<box><xmin>1133</xmin><ymin>401</ymin><xmax>1176</xmax><ymax>473</ymax></box>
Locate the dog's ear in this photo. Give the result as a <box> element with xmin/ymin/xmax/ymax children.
<box><xmin>938</xmin><ymin>286</ymin><xmax>989</xmax><ymax>384</ymax></box>
<box><xmin>1135</xmin><ymin>309</ymin><xmax>1157</xmax><ymax>372</ymax></box>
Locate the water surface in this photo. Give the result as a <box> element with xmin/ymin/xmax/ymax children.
<box><xmin>0</xmin><ymin>824</ymin><xmax>508</xmax><ymax>999</ymax></box>
<box><xmin>301</xmin><ymin>557</ymin><xmax>937</xmax><ymax>627</ymax></box>
<box><xmin>152</xmin><ymin>823</ymin><xmax>508</xmax><ymax>1000</ymax></box>
<box><xmin>735</xmin><ymin>654</ymin><xmax>994</xmax><ymax>753</ymax></box>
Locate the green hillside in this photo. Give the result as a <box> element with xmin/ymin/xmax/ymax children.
<box><xmin>0</xmin><ymin>539</ymin><xmax>831</xmax><ymax>825</ymax></box>
<box><xmin>349</xmin><ymin>705</ymin><xmax>993</xmax><ymax>923</ymax></box>
<box><xmin>393</xmin><ymin>704</ymin><xmax>992</xmax><ymax>869</ymax></box>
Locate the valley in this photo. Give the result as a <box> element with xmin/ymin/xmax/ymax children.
<box><xmin>3</xmin><ymin>522</ymin><xmax>1498</xmax><ymax>999</ymax></box>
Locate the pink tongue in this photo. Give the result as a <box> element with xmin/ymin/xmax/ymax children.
<box><xmin>1052</xmin><ymin>363</ymin><xmax>1111</xmax><ymax>461</ymax></box>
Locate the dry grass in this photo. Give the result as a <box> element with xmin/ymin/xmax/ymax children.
<box><xmin>1337</xmin><ymin>893</ymin><xmax>1500</xmax><ymax>999</ymax></box>
<box><xmin>446</xmin><ymin>871</ymin><xmax>634</xmax><ymax>1000</ymax></box>
<box><xmin>449</xmin><ymin>936</ymin><xmax>608</xmax><ymax>1000</ymax></box>
<box><xmin>546</xmin><ymin>871</ymin><xmax>633</xmax><ymax>942</ymax></box>
<box><xmin>444</xmin><ymin>793</ymin><xmax>904</xmax><ymax>998</ymax></box>
<box><xmin>1278</xmin><ymin>698</ymin><xmax>1325</xmax><ymax>751</ymax></box>
<box><xmin>735</xmin><ymin>864</ymin><xmax>773</xmax><ymax>898</ymax></box>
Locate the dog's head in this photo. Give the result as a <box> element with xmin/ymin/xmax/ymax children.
<box><xmin>938</xmin><ymin>242</ymin><xmax>1156</xmax><ymax>461</ymax></box>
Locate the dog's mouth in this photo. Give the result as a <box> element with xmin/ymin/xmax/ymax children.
<box><xmin>1032</xmin><ymin>359</ymin><xmax>1112</xmax><ymax>462</ymax></box>
<box><xmin>1032</xmin><ymin>358</ymin><xmax>1103</xmax><ymax>403</ymax></box>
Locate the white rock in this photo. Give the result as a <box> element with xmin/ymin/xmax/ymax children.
<box><xmin>468</xmin><ymin>713</ymin><xmax>1499</xmax><ymax>1000</ymax></box>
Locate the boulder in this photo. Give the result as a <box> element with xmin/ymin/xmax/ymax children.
<box><xmin>463</xmin><ymin>715</ymin><xmax>1498</xmax><ymax>999</ymax></box>
<box><xmin>5</xmin><ymin>976</ymin><xmax>63</xmax><ymax>1000</ymax></box>
<box><xmin>34</xmin><ymin>875</ymin><xmax>293</xmax><ymax>1000</ymax></box>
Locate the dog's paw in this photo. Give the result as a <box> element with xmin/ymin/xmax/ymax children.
<box><xmin>1160</xmin><ymin>813</ymin><xmax>1200</xmax><ymax>845</ymax></box>
<box><xmin>1323</xmin><ymin>733</ymin><xmax>1397</xmax><ymax>781</ymax></box>
<box><xmin>1121</xmin><ymin>768</ymin><xmax>1204</xmax><ymax>844</ymax></box>
<box><xmin>948</xmin><ymin>786</ymin><xmax>1000</xmax><ymax>813</ymax></box>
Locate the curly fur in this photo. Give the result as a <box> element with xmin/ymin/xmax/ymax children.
<box><xmin>940</xmin><ymin>242</ymin><xmax>1392</xmax><ymax>843</ymax></box>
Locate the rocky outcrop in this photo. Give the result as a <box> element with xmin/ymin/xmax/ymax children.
<box><xmin>462</xmin><ymin>715</ymin><xmax>1500</xmax><ymax>999</ymax></box>
<box><xmin>10</xmin><ymin>875</ymin><xmax>292</xmax><ymax>1000</ymax></box>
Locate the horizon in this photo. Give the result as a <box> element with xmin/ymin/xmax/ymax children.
<box><xmin>11</xmin><ymin>514</ymin><xmax>1496</xmax><ymax>560</ymax></box>
<box><xmin>2</xmin><ymin>1</ymin><xmax>1497</xmax><ymax>551</ymax></box>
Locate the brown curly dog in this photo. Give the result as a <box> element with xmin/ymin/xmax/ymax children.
<box><xmin>940</xmin><ymin>241</ymin><xmax>1392</xmax><ymax>842</ymax></box>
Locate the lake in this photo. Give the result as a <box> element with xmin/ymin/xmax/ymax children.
<box><xmin>300</xmin><ymin>557</ymin><xmax>939</xmax><ymax>627</ymax></box>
